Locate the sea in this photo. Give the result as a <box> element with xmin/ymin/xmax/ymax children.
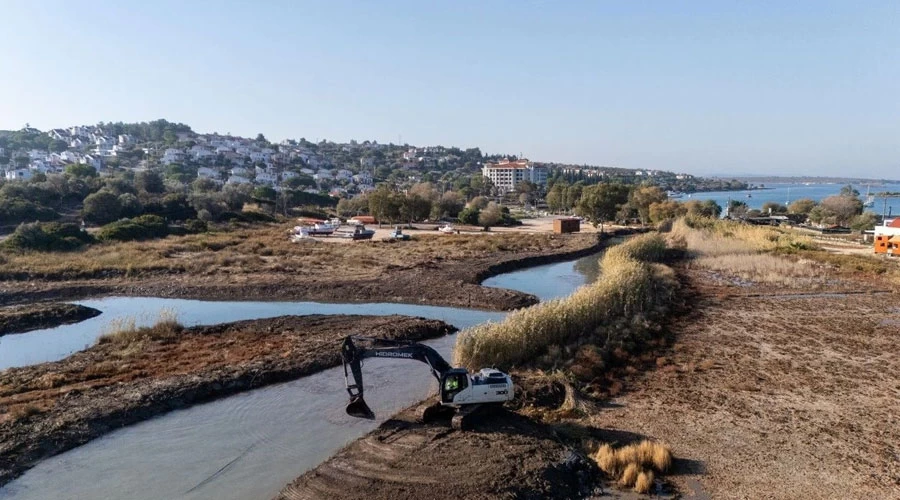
<box><xmin>683</xmin><ymin>182</ymin><xmax>900</xmax><ymax>218</ymax></box>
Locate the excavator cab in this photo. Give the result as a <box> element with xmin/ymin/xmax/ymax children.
<box><xmin>440</xmin><ymin>369</ymin><xmax>470</xmax><ymax>403</ymax></box>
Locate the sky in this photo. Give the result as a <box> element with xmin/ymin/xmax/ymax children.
<box><xmin>0</xmin><ymin>1</ymin><xmax>897</xmax><ymax>178</ymax></box>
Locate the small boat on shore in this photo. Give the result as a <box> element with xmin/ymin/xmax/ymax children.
<box><xmin>388</xmin><ymin>226</ymin><xmax>410</xmax><ymax>240</ymax></box>
<box><xmin>438</xmin><ymin>224</ymin><xmax>456</xmax><ymax>234</ymax></box>
<box><xmin>666</xmin><ymin>191</ymin><xmax>684</xmax><ymax>199</ymax></box>
<box><xmin>335</xmin><ymin>225</ymin><xmax>376</xmax><ymax>240</ymax></box>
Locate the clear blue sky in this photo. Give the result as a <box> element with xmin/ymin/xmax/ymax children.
<box><xmin>1</xmin><ymin>1</ymin><xmax>897</xmax><ymax>178</ymax></box>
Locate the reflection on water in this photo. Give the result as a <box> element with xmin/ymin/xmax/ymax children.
<box><xmin>1</xmin><ymin>251</ymin><xmax>605</xmax><ymax>500</ymax></box>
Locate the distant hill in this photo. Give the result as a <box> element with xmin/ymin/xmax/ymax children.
<box><xmin>730</xmin><ymin>176</ymin><xmax>900</xmax><ymax>185</ymax></box>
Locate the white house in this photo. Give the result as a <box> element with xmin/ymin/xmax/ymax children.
<box><xmin>5</xmin><ymin>169</ymin><xmax>33</xmax><ymax>181</ymax></box>
<box><xmin>353</xmin><ymin>172</ymin><xmax>373</xmax><ymax>185</ymax></box>
<box><xmin>230</xmin><ymin>167</ymin><xmax>250</xmax><ymax>177</ymax></box>
<box><xmin>162</xmin><ymin>148</ymin><xmax>185</xmax><ymax>165</ymax></box>
<box><xmin>300</xmin><ymin>168</ymin><xmax>315</xmax><ymax>175</ymax></box>
<box><xmin>227</xmin><ymin>175</ymin><xmax>251</xmax><ymax>185</ymax></box>
<box><xmin>256</xmin><ymin>172</ymin><xmax>278</xmax><ymax>186</ymax></box>
<box><xmin>118</xmin><ymin>134</ymin><xmax>132</xmax><ymax>145</ymax></box>
<box><xmin>249</xmin><ymin>151</ymin><xmax>270</xmax><ymax>163</ymax></box>
<box><xmin>81</xmin><ymin>155</ymin><xmax>103</xmax><ymax>170</ymax></box>
<box><xmin>360</xmin><ymin>157</ymin><xmax>375</xmax><ymax>168</ymax></box>
<box><xmin>282</xmin><ymin>171</ymin><xmax>299</xmax><ymax>180</ymax></box>
<box><xmin>192</xmin><ymin>147</ymin><xmax>215</xmax><ymax>160</ymax></box>
<box><xmin>197</xmin><ymin>167</ymin><xmax>221</xmax><ymax>180</ymax></box>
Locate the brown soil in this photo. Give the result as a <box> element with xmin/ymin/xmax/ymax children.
<box><xmin>0</xmin><ymin>231</ymin><xmax>610</xmax><ymax>311</ymax></box>
<box><xmin>0</xmin><ymin>303</ymin><xmax>101</xmax><ymax>336</ymax></box>
<box><xmin>276</xmin><ymin>402</ymin><xmax>601</xmax><ymax>500</ymax></box>
<box><xmin>0</xmin><ymin>314</ymin><xmax>454</xmax><ymax>487</ymax></box>
<box><xmin>586</xmin><ymin>267</ymin><xmax>900</xmax><ymax>499</ymax></box>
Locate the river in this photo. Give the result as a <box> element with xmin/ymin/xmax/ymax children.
<box><xmin>0</xmin><ymin>251</ymin><xmax>603</xmax><ymax>500</ymax></box>
<box><xmin>686</xmin><ymin>182</ymin><xmax>900</xmax><ymax>215</ymax></box>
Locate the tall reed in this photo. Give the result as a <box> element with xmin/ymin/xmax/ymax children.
<box><xmin>454</xmin><ymin>234</ymin><xmax>673</xmax><ymax>370</ymax></box>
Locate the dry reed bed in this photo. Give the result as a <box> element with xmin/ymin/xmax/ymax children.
<box><xmin>667</xmin><ymin>217</ymin><xmax>827</xmax><ymax>286</ymax></box>
<box><xmin>454</xmin><ymin>233</ymin><xmax>674</xmax><ymax>370</ymax></box>
<box><xmin>0</xmin><ymin>223</ymin><xmax>579</xmax><ymax>280</ymax></box>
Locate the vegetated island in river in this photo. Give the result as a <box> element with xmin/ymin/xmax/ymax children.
<box><xmin>0</xmin><ymin>314</ymin><xmax>455</xmax><ymax>487</ymax></box>
<box><xmin>0</xmin><ymin>228</ymin><xmax>604</xmax><ymax>312</ymax></box>
<box><xmin>0</xmin><ymin>303</ymin><xmax>101</xmax><ymax>337</ymax></box>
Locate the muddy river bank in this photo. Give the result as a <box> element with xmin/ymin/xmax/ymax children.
<box><xmin>0</xmin><ymin>314</ymin><xmax>453</xmax><ymax>486</ymax></box>
<box><xmin>0</xmin><ymin>232</ymin><xmax>619</xmax><ymax>312</ymax></box>
<box><xmin>0</xmin><ymin>303</ymin><xmax>100</xmax><ymax>337</ymax></box>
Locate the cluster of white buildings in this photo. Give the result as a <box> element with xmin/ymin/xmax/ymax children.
<box><xmin>2</xmin><ymin>127</ymin><xmax>379</xmax><ymax>195</ymax></box>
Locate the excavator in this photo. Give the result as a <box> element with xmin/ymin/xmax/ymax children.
<box><xmin>341</xmin><ymin>335</ymin><xmax>514</xmax><ymax>429</ymax></box>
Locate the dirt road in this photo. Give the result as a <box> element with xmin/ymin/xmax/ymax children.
<box><xmin>0</xmin><ymin>314</ymin><xmax>454</xmax><ymax>487</ymax></box>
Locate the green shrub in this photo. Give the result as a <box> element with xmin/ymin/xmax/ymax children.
<box><xmin>98</xmin><ymin>215</ymin><xmax>169</xmax><ymax>242</ymax></box>
<box><xmin>220</xmin><ymin>211</ymin><xmax>277</xmax><ymax>223</ymax></box>
<box><xmin>4</xmin><ymin>222</ymin><xmax>94</xmax><ymax>252</ymax></box>
<box><xmin>0</xmin><ymin>198</ymin><xmax>59</xmax><ymax>226</ymax></box>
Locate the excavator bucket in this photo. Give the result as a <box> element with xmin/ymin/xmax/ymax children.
<box><xmin>346</xmin><ymin>395</ymin><xmax>375</xmax><ymax>419</ymax></box>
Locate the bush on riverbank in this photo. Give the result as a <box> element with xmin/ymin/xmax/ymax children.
<box><xmin>454</xmin><ymin>233</ymin><xmax>675</xmax><ymax>371</ymax></box>
<box><xmin>3</xmin><ymin>222</ymin><xmax>94</xmax><ymax>252</ymax></box>
<box><xmin>97</xmin><ymin>214</ymin><xmax>169</xmax><ymax>242</ymax></box>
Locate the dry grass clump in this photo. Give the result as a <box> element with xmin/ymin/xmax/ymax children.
<box><xmin>634</xmin><ymin>469</ymin><xmax>655</xmax><ymax>493</ymax></box>
<box><xmin>96</xmin><ymin>309</ymin><xmax>182</xmax><ymax>346</ymax></box>
<box><xmin>454</xmin><ymin>234</ymin><xmax>673</xmax><ymax>370</ymax></box>
<box><xmin>592</xmin><ymin>439</ymin><xmax>671</xmax><ymax>494</ymax></box>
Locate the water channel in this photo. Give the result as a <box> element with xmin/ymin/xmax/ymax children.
<box><xmin>1</xmin><ymin>252</ymin><xmax>602</xmax><ymax>500</ymax></box>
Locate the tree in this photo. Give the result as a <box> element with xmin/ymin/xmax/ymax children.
<box><xmin>135</xmin><ymin>170</ymin><xmax>166</xmax><ymax>194</ymax></box>
<box><xmin>808</xmin><ymin>205</ymin><xmax>834</xmax><ymax>225</ymax></box>
<box><xmin>564</xmin><ymin>183</ymin><xmax>583</xmax><ymax>210</ymax></box>
<box><xmin>840</xmin><ymin>184</ymin><xmax>860</xmax><ymax>198</ymax></box>
<box><xmin>850</xmin><ymin>212</ymin><xmax>877</xmax><ymax>231</ymax></box>
<box><xmin>64</xmin><ymin>163</ymin><xmax>98</xmax><ymax>178</ymax></box>
<box><xmin>433</xmin><ymin>191</ymin><xmax>464</xmax><ymax>220</ymax></box>
<box><xmin>118</xmin><ymin>193</ymin><xmax>143</xmax><ymax>218</ymax></box>
<box><xmin>255</xmin><ymin>133</ymin><xmax>268</xmax><ymax>144</ymax></box>
<box><xmin>478</xmin><ymin>202</ymin><xmax>503</xmax><ymax>229</ymax></box>
<box><xmin>819</xmin><ymin>195</ymin><xmax>863</xmax><ymax>226</ymax></box>
<box><xmin>788</xmin><ymin>198</ymin><xmax>817</xmax><ymax>215</ymax></box>
<box><xmin>399</xmin><ymin>194</ymin><xmax>432</xmax><ymax>224</ymax></box>
<box><xmin>761</xmin><ymin>202</ymin><xmax>788</xmax><ymax>214</ymax></box>
<box><xmin>546</xmin><ymin>183</ymin><xmax>566</xmax><ymax>213</ymax></box>
<box><xmin>468</xmin><ymin>196</ymin><xmax>489</xmax><ymax>210</ymax></box>
<box><xmin>457</xmin><ymin>207</ymin><xmax>480</xmax><ymax>225</ymax></box>
<box><xmin>649</xmin><ymin>200</ymin><xmax>687</xmax><ymax>223</ymax></box>
<box><xmin>368</xmin><ymin>186</ymin><xmax>400</xmax><ymax>226</ymax></box>
<box><xmin>575</xmin><ymin>183</ymin><xmax>629</xmax><ymax>230</ymax></box>
<box><xmin>629</xmin><ymin>185</ymin><xmax>667</xmax><ymax>225</ymax></box>
<box><xmin>728</xmin><ymin>200</ymin><xmax>749</xmax><ymax>218</ymax></box>
<box><xmin>191</xmin><ymin>177</ymin><xmax>219</xmax><ymax>192</ymax></box>
<box><xmin>82</xmin><ymin>190</ymin><xmax>122</xmax><ymax>224</ymax></box>
<box><xmin>252</xmin><ymin>186</ymin><xmax>277</xmax><ymax>201</ymax></box>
